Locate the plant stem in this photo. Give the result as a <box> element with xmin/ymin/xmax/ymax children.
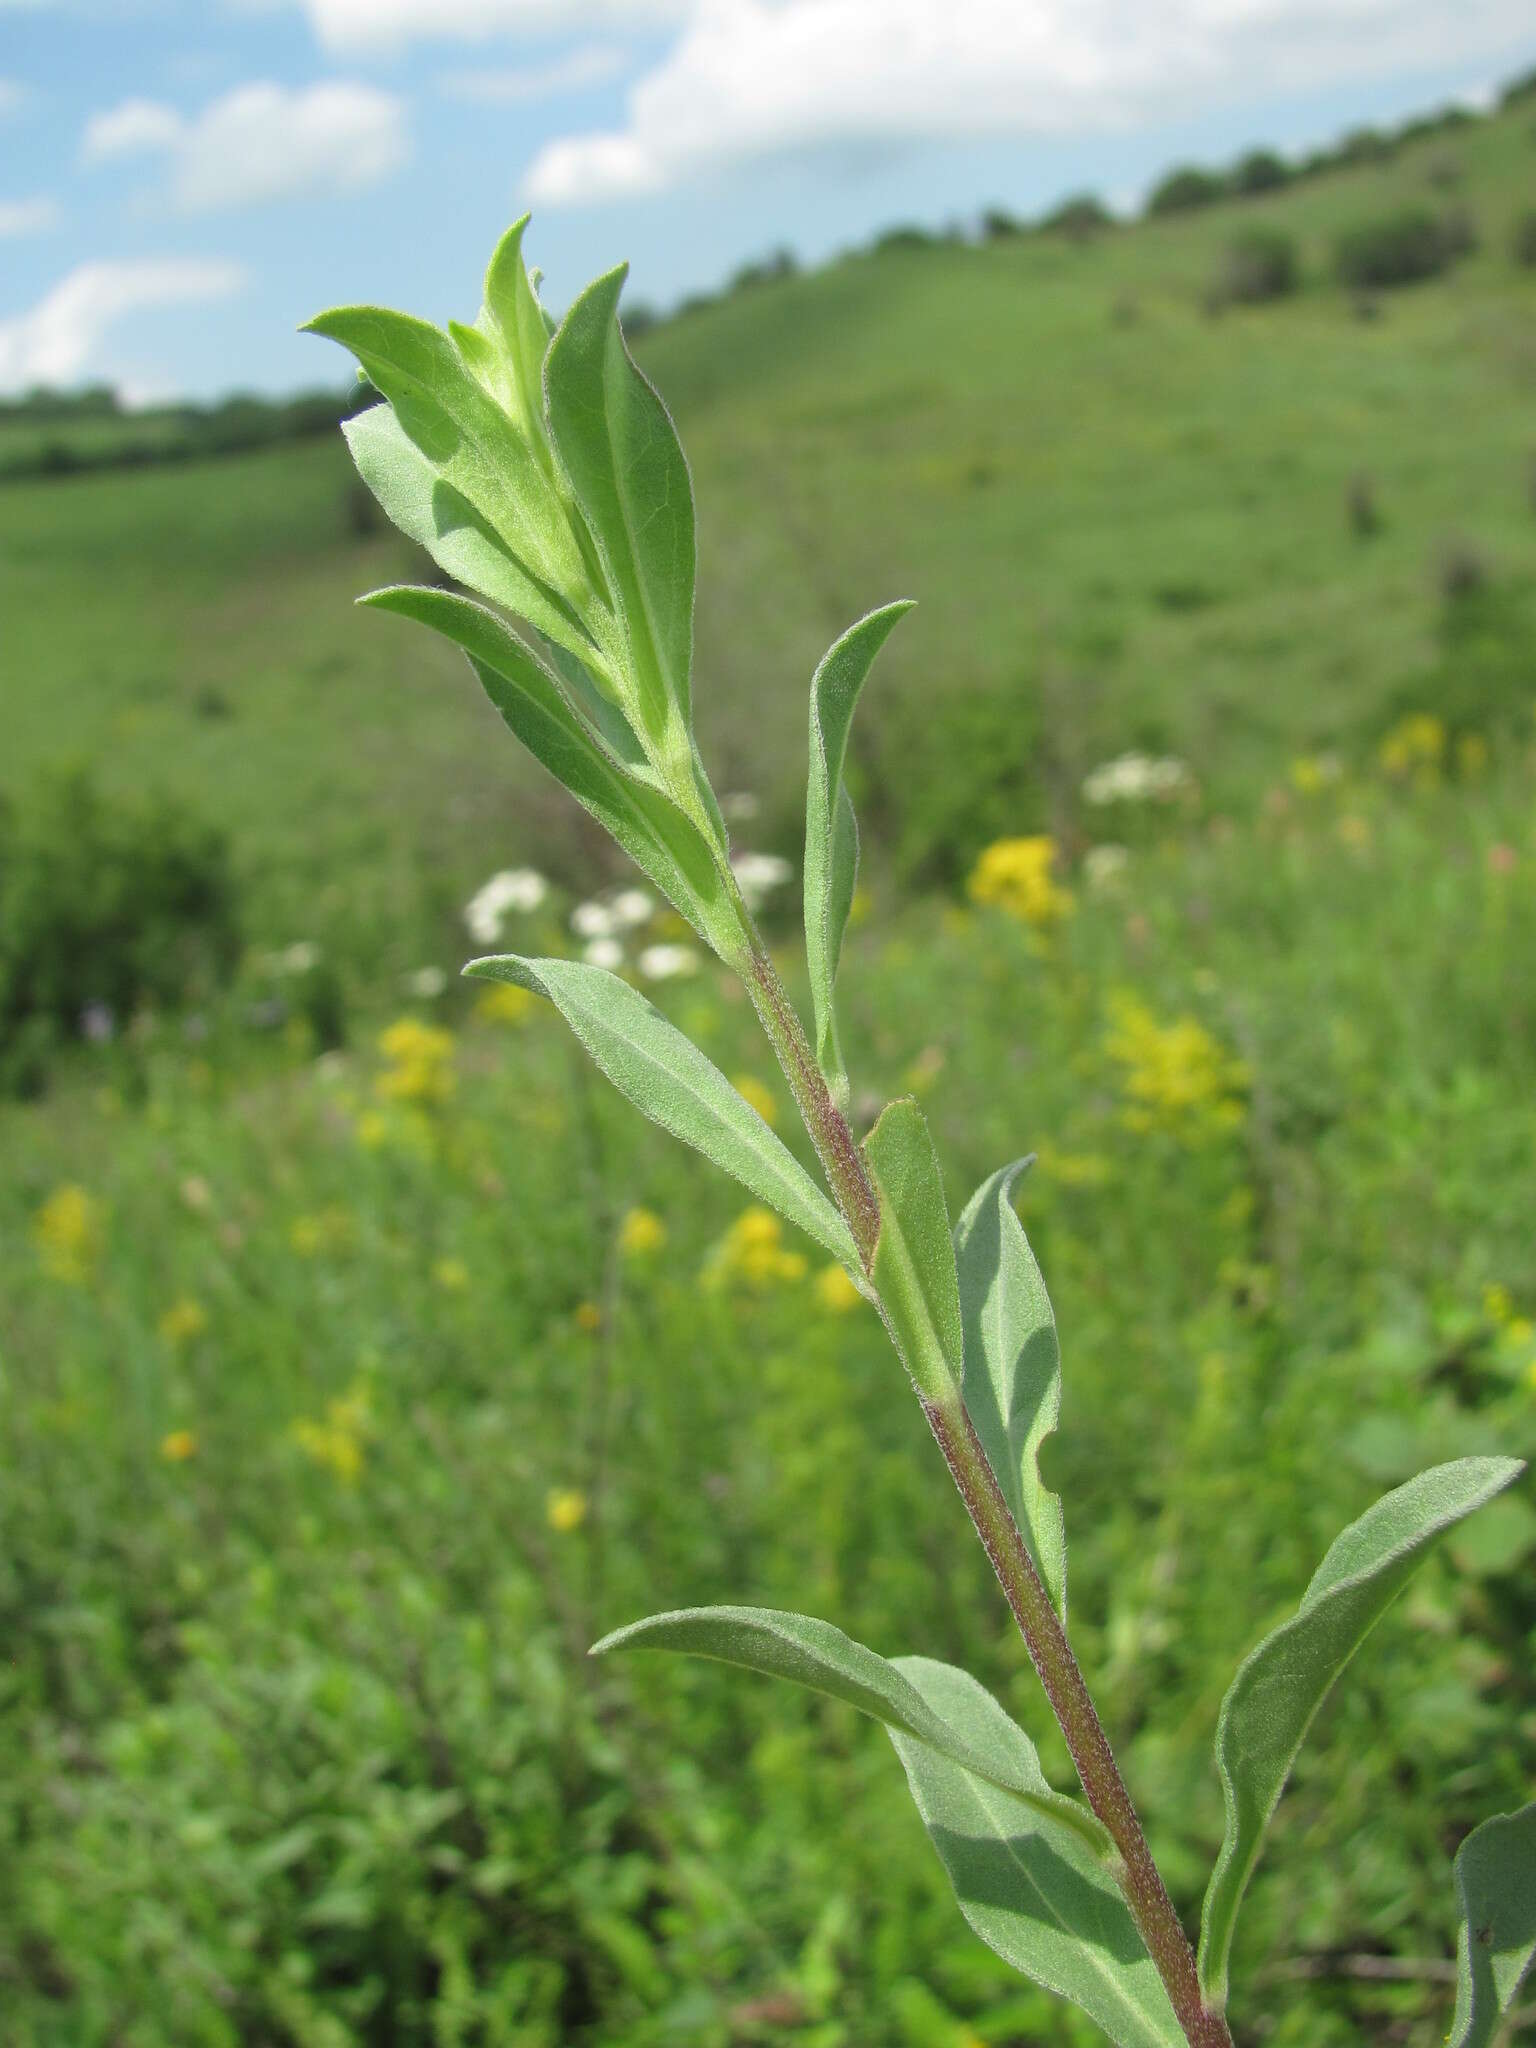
<box><xmin>742</xmin><ymin>937</ymin><xmax>880</xmax><ymax>1267</ymax></box>
<box><xmin>736</xmin><ymin>925</ymin><xmax>1231</xmax><ymax>2048</ymax></box>
<box><xmin>924</xmin><ymin>1399</ymin><xmax>1233</xmax><ymax>2048</ymax></box>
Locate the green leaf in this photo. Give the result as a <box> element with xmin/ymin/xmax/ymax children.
<box><xmin>544</xmin><ymin>266</ymin><xmax>695</xmax><ymax>748</ymax></box>
<box><xmin>480</xmin><ymin>214</ymin><xmax>556</xmax><ymax>450</ymax></box>
<box><xmin>342</xmin><ymin>404</ymin><xmax>599</xmax><ymax>671</ymax></box>
<box><xmin>306</xmin><ymin>303</ymin><xmax>589</xmax><ymax>607</ymax></box>
<box><xmin>803</xmin><ymin>601</ymin><xmax>913</xmax><ymax>1106</ymax></box>
<box><xmin>362</xmin><ymin>587</ymin><xmax>735</xmax><ymax>955</ymax></box>
<box><xmin>863</xmin><ymin>1098</ymin><xmax>964</xmax><ymax>1406</ymax></box>
<box><xmin>1198</xmin><ymin>1456</ymin><xmax>1525</xmax><ymax>2009</ymax></box>
<box><xmin>591</xmin><ymin>1604</ymin><xmax>1110</xmax><ymax>1858</ymax></box>
<box><xmin>887</xmin><ymin>1657</ymin><xmax>1184</xmax><ymax>2048</ymax></box>
<box><xmin>1448</xmin><ymin>1801</ymin><xmax>1536</xmax><ymax>2047</ymax></box>
<box><xmin>955</xmin><ymin>1160</ymin><xmax>1067</xmax><ymax>1622</ymax></box>
<box><xmin>464</xmin><ymin>955</ymin><xmax>859</xmax><ymax>1271</ymax></box>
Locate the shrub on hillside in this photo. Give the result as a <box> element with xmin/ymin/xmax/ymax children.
<box><xmin>1146</xmin><ymin>164</ymin><xmax>1227</xmax><ymax>215</ymax></box>
<box><xmin>1040</xmin><ymin>192</ymin><xmax>1114</xmax><ymax>239</ymax></box>
<box><xmin>1333</xmin><ymin>207</ymin><xmax>1471</xmax><ymax>289</ymax></box>
<box><xmin>1231</xmin><ymin>148</ymin><xmax>1290</xmax><ymax>195</ymax></box>
<box><xmin>0</xmin><ymin>771</ymin><xmax>241</xmax><ymax>1093</ymax></box>
<box><xmin>1214</xmin><ymin>226</ymin><xmax>1299</xmax><ymax>304</ymax></box>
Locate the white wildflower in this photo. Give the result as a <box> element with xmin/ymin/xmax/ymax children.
<box><xmin>608</xmin><ymin>888</ymin><xmax>655</xmax><ymax>929</ymax></box>
<box><xmin>572</xmin><ymin>899</ymin><xmax>620</xmax><ymax>939</ymax></box>
<box><xmin>465</xmin><ymin>867</ymin><xmax>547</xmax><ymax>945</ymax></box>
<box><xmin>1082</xmin><ymin>754</ymin><xmax>1193</xmax><ymax>806</ymax></box>
<box><xmin>1084</xmin><ymin>844</ymin><xmax>1130</xmax><ymax>890</ymax></box>
<box><xmin>407</xmin><ymin>966</ymin><xmax>447</xmax><ymax>1000</ymax></box>
<box><xmin>637</xmin><ymin>944</ymin><xmax>700</xmax><ymax>981</ymax></box>
<box><xmin>278</xmin><ymin>941</ymin><xmax>320</xmax><ymax>975</ymax></box>
<box><xmin>582</xmin><ymin>937</ymin><xmax>625</xmax><ymax>970</ymax></box>
<box><xmin>731</xmin><ymin>850</ymin><xmax>793</xmax><ymax>908</ymax></box>
<box><xmin>722</xmin><ymin>790</ymin><xmax>760</xmax><ymax>821</ymax></box>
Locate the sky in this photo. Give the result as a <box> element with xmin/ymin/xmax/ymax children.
<box><xmin>1</xmin><ymin>0</ymin><xmax>1533</xmax><ymax>404</ymax></box>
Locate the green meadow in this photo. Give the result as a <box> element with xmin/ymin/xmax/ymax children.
<box><xmin>2</xmin><ymin>90</ymin><xmax>1535</xmax><ymax>2047</ymax></box>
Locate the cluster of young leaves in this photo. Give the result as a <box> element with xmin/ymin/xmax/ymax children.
<box><xmin>313</xmin><ymin>222</ymin><xmax>1534</xmax><ymax>2047</ymax></box>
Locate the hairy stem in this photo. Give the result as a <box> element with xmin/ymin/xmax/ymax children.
<box><xmin>741</xmin><ymin>936</ymin><xmax>880</xmax><ymax>1268</ymax></box>
<box><xmin>925</xmin><ymin>1400</ymin><xmax>1233</xmax><ymax>2048</ymax></box>
<box><xmin>735</xmin><ymin>925</ymin><xmax>1230</xmax><ymax>2047</ymax></box>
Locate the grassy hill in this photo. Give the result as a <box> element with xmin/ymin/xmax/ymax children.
<box><xmin>2</xmin><ymin>86</ymin><xmax>1534</xmax><ymax>2048</ymax></box>
<box><xmin>4</xmin><ymin>92</ymin><xmax>1533</xmax><ymax>963</ymax></box>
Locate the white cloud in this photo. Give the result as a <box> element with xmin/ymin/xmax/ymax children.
<box><xmin>440</xmin><ymin>45</ymin><xmax>626</xmax><ymax>103</ymax></box>
<box><xmin>82</xmin><ymin>97</ymin><xmax>185</xmax><ymax>160</ymax></box>
<box><xmin>524</xmin><ymin>0</ymin><xmax>1536</xmax><ymax>205</ymax></box>
<box><xmin>0</xmin><ymin>195</ymin><xmax>58</xmax><ymax>236</ymax></box>
<box><xmin>294</xmin><ymin>0</ymin><xmax>681</xmax><ymax>52</ymax></box>
<box><xmin>79</xmin><ymin>81</ymin><xmax>409</xmax><ymax>211</ymax></box>
<box><xmin>0</xmin><ymin>259</ymin><xmax>245</xmax><ymax>392</ymax></box>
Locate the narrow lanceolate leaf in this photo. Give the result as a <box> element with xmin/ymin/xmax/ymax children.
<box><xmin>888</xmin><ymin>1657</ymin><xmax>1185</xmax><ymax>2048</ymax></box>
<box><xmin>803</xmin><ymin>602</ymin><xmax>913</xmax><ymax>1106</ymax></box>
<box><xmin>1448</xmin><ymin>1802</ymin><xmax>1536</xmax><ymax>2047</ymax></box>
<box><xmin>362</xmin><ymin>588</ymin><xmax>736</xmax><ymax>957</ymax></box>
<box><xmin>342</xmin><ymin>405</ymin><xmax>599</xmax><ymax>670</ymax></box>
<box><xmin>592</xmin><ymin>1605</ymin><xmax>1111</xmax><ymax>1859</ymax></box>
<box><xmin>479</xmin><ymin>215</ymin><xmax>554</xmax><ymax>450</ymax></box>
<box><xmin>305</xmin><ymin>304</ymin><xmax>590</xmax><ymax>606</ymax></box>
<box><xmin>464</xmin><ymin>956</ymin><xmax>859</xmax><ymax>1272</ymax></box>
<box><xmin>1198</xmin><ymin>1456</ymin><xmax>1525</xmax><ymax>2010</ymax></box>
<box><xmin>544</xmin><ymin>266</ymin><xmax>696</xmax><ymax>746</ymax></box>
<box><xmin>863</xmin><ymin>1098</ymin><xmax>964</xmax><ymax>1407</ymax></box>
<box><xmin>954</xmin><ymin>1161</ymin><xmax>1067</xmax><ymax>1622</ymax></box>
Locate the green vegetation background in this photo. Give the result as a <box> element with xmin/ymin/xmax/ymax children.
<box><xmin>2</xmin><ymin>88</ymin><xmax>1535</xmax><ymax>2048</ymax></box>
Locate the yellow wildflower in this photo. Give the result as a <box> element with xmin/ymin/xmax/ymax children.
<box><xmin>1104</xmin><ymin>994</ymin><xmax>1248</xmax><ymax>1144</ymax></box>
<box><xmin>289</xmin><ymin>1207</ymin><xmax>352</xmax><ymax>1258</ymax></box>
<box><xmin>160</xmin><ymin>1429</ymin><xmax>198</xmax><ymax>1463</ymax></box>
<box><xmin>433</xmin><ymin>1256</ymin><xmax>470</xmax><ymax>1291</ymax></box>
<box><xmin>574</xmin><ymin>1300</ymin><xmax>603</xmax><ymax>1333</ymax></box>
<box><xmin>291</xmin><ymin>1380</ymin><xmax>372</xmax><ymax>1484</ymax></box>
<box><xmin>903</xmin><ymin>1045</ymin><xmax>946</xmax><ymax>1095</ymax></box>
<box><xmin>814</xmin><ymin>1263</ymin><xmax>863</xmax><ymax>1314</ymax></box>
<box><xmin>1456</xmin><ymin>732</ymin><xmax>1489</xmax><ymax>778</ymax></box>
<box><xmin>546</xmin><ymin>1487</ymin><xmax>588</xmax><ymax>1532</ymax></box>
<box><xmin>375</xmin><ymin>1017</ymin><xmax>456</xmax><ymax>1105</ymax></box>
<box><xmin>732</xmin><ymin>1074</ymin><xmax>779</xmax><ymax>1127</ymax></box>
<box><xmin>1337</xmin><ymin>813</ymin><xmax>1371</xmax><ymax>850</ymax></box>
<box><xmin>967</xmin><ymin>836</ymin><xmax>1074</xmax><ymax>927</ymax></box>
<box><xmin>1035</xmin><ymin>1143</ymin><xmax>1112</xmax><ymax>1189</ymax></box>
<box><xmin>33</xmin><ymin>1183</ymin><xmax>103</xmax><ymax>1284</ymax></box>
<box><xmin>157</xmin><ymin>1297</ymin><xmax>208</xmax><ymax>1345</ymax></box>
<box><xmin>619</xmin><ymin>1206</ymin><xmax>668</xmax><ymax>1257</ymax></box>
<box><xmin>1485</xmin><ymin>1284</ymin><xmax>1514</xmax><ymax>1327</ymax></box>
<box><xmin>704</xmin><ymin>1206</ymin><xmax>808</xmax><ymax>1291</ymax></box>
<box><xmin>1379</xmin><ymin>712</ymin><xmax>1445</xmax><ymax>785</ymax></box>
<box><xmin>356</xmin><ymin>1110</ymin><xmax>389</xmax><ymax>1150</ymax></box>
<box><xmin>1289</xmin><ymin>754</ymin><xmax>1336</xmax><ymax>794</ymax></box>
<box><xmin>475</xmin><ymin>982</ymin><xmax>533</xmax><ymax>1026</ymax></box>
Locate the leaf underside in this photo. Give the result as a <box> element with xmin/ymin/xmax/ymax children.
<box><xmin>464</xmin><ymin>954</ymin><xmax>858</xmax><ymax>1272</ymax></box>
<box><xmin>1197</xmin><ymin>1455</ymin><xmax>1525</xmax><ymax>2009</ymax></box>
<box><xmin>1448</xmin><ymin>1801</ymin><xmax>1536</xmax><ymax>2047</ymax></box>
<box><xmin>361</xmin><ymin>586</ymin><xmax>735</xmax><ymax>959</ymax></box>
<box><xmin>543</xmin><ymin>264</ymin><xmax>696</xmax><ymax>748</ymax></box>
<box><xmin>595</xmin><ymin>1605</ymin><xmax>1180</xmax><ymax>2046</ymax></box>
<box><xmin>954</xmin><ymin>1160</ymin><xmax>1067</xmax><ymax>1622</ymax></box>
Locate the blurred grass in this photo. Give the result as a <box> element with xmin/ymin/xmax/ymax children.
<box><xmin>2</xmin><ymin>89</ymin><xmax>1536</xmax><ymax>2048</ymax></box>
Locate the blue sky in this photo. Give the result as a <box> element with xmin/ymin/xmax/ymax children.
<box><xmin>1</xmin><ymin>1</ymin><xmax>1532</xmax><ymax>403</ymax></box>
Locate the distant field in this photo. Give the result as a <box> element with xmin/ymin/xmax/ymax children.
<box><xmin>4</xmin><ymin>97</ymin><xmax>1534</xmax><ymax>968</ymax></box>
